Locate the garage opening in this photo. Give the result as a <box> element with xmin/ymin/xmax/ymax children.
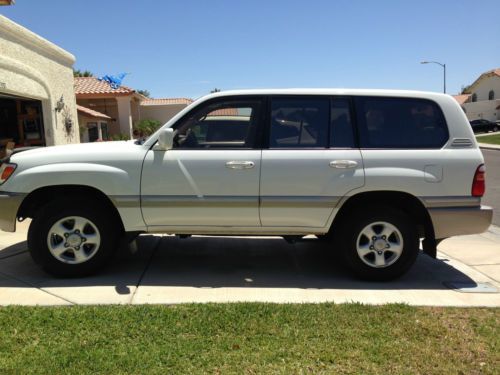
<box><xmin>0</xmin><ymin>94</ymin><xmax>45</xmax><ymax>157</ymax></box>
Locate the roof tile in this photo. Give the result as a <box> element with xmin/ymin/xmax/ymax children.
<box><xmin>74</xmin><ymin>77</ymin><xmax>135</xmax><ymax>95</ymax></box>
<box><xmin>140</xmin><ymin>98</ymin><xmax>193</xmax><ymax>106</ymax></box>
<box><xmin>76</xmin><ymin>104</ymin><xmax>111</xmax><ymax>120</ymax></box>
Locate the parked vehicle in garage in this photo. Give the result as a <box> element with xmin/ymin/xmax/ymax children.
<box><xmin>469</xmin><ymin>119</ymin><xmax>500</xmax><ymax>133</ymax></box>
<box><xmin>0</xmin><ymin>89</ymin><xmax>492</xmax><ymax>280</ymax></box>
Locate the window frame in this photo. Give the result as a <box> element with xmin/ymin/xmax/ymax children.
<box><xmin>168</xmin><ymin>95</ymin><xmax>266</xmax><ymax>150</ymax></box>
<box><xmin>353</xmin><ymin>96</ymin><xmax>450</xmax><ymax>150</ymax></box>
<box><xmin>263</xmin><ymin>95</ymin><xmax>359</xmax><ymax>150</ymax></box>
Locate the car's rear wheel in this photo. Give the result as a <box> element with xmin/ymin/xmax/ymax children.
<box><xmin>493</xmin><ymin>125</ymin><xmax>499</xmax><ymax>132</ymax></box>
<box><xmin>338</xmin><ymin>207</ymin><xmax>419</xmax><ymax>281</ymax></box>
<box><xmin>28</xmin><ymin>198</ymin><xmax>120</xmax><ymax>277</ymax></box>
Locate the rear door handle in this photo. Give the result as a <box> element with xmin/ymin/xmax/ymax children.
<box><xmin>225</xmin><ymin>161</ymin><xmax>255</xmax><ymax>169</ymax></box>
<box><xmin>329</xmin><ymin>160</ymin><xmax>358</xmax><ymax>169</ymax></box>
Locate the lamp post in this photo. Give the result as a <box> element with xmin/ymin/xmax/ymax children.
<box><xmin>421</xmin><ymin>61</ymin><xmax>446</xmax><ymax>94</ymax></box>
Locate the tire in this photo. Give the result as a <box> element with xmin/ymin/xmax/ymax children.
<box><xmin>493</xmin><ymin>125</ymin><xmax>499</xmax><ymax>132</ymax></box>
<box><xmin>337</xmin><ymin>207</ymin><xmax>419</xmax><ymax>281</ymax></box>
<box><xmin>28</xmin><ymin>197</ymin><xmax>121</xmax><ymax>277</ymax></box>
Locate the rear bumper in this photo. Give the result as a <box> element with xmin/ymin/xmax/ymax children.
<box><xmin>0</xmin><ymin>192</ymin><xmax>25</xmax><ymax>232</ymax></box>
<box><xmin>428</xmin><ymin>205</ymin><xmax>493</xmax><ymax>239</ymax></box>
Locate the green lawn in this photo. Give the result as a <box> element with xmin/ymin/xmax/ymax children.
<box><xmin>476</xmin><ymin>133</ymin><xmax>500</xmax><ymax>145</ymax></box>
<box><xmin>0</xmin><ymin>304</ymin><xmax>498</xmax><ymax>374</ymax></box>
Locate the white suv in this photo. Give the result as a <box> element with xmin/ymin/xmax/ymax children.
<box><xmin>0</xmin><ymin>89</ymin><xmax>492</xmax><ymax>280</ymax></box>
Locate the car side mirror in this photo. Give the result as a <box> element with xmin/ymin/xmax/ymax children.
<box><xmin>154</xmin><ymin>128</ymin><xmax>174</xmax><ymax>151</ymax></box>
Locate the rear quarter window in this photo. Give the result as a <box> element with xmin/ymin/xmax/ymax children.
<box><xmin>354</xmin><ymin>97</ymin><xmax>449</xmax><ymax>149</ymax></box>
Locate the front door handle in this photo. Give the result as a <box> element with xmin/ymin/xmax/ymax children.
<box><xmin>329</xmin><ymin>160</ymin><xmax>358</xmax><ymax>169</ymax></box>
<box><xmin>225</xmin><ymin>161</ymin><xmax>255</xmax><ymax>169</ymax></box>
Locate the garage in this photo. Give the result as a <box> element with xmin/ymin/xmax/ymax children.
<box><xmin>0</xmin><ymin>94</ymin><xmax>45</xmax><ymax>157</ymax></box>
<box><xmin>0</xmin><ymin>14</ymin><xmax>79</xmax><ymax>154</ymax></box>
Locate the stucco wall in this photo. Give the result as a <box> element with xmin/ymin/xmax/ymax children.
<box><xmin>463</xmin><ymin>99</ymin><xmax>500</xmax><ymax>121</ymax></box>
<box><xmin>139</xmin><ymin>104</ymin><xmax>188</xmax><ymax>125</ymax></box>
<box><xmin>0</xmin><ymin>15</ymin><xmax>80</xmax><ymax>146</ymax></box>
<box><xmin>471</xmin><ymin>75</ymin><xmax>500</xmax><ymax>102</ymax></box>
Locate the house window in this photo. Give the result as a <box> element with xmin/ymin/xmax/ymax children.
<box><xmin>87</xmin><ymin>122</ymin><xmax>98</xmax><ymax>142</ymax></box>
<box><xmin>472</xmin><ymin>93</ymin><xmax>477</xmax><ymax>102</ymax></box>
<box><xmin>489</xmin><ymin>90</ymin><xmax>495</xmax><ymax>100</ymax></box>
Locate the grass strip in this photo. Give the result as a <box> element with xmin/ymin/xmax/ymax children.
<box><xmin>477</xmin><ymin>133</ymin><xmax>500</xmax><ymax>145</ymax></box>
<box><xmin>0</xmin><ymin>303</ymin><xmax>498</xmax><ymax>374</ymax></box>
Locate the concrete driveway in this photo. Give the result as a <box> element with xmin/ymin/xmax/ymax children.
<box><xmin>0</xmin><ymin>221</ymin><xmax>499</xmax><ymax>307</ymax></box>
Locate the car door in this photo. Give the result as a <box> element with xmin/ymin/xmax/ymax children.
<box><xmin>260</xmin><ymin>96</ymin><xmax>365</xmax><ymax>228</ymax></box>
<box><xmin>141</xmin><ymin>97</ymin><xmax>264</xmax><ymax>228</ymax></box>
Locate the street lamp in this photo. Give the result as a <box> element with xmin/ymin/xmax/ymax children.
<box><xmin>421</xmin><ymin>61</ymin><xmax>446</xmax><ymax>94</ymax></box>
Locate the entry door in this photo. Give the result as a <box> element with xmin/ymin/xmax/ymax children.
<box><xmin>141</xmin><ymin>98</ymin><xmax>263</xmax><ymax>227</ymax></box>
<box><xmin>260</xmin><ymin>97</ymin><xmax>365</xmax><ymax>228</ymax></box>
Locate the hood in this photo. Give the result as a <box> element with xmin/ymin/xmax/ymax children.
<box><xmin>10</xmin><ymin>140</ymin><xmax>144</xmax><ymax>166</ymax></box>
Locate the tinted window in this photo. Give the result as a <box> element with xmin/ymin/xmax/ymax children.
<box><xmin>175</xmin><ymin>100</ymin><xmax>261</xmax><ymax>148</ymax></box>
<box><xmin>355</xmin><ymin>97</ymin><xmax>448</xmax><ymax>148</ymax></box>
<box><xmin>270</xmin><ymin>98</ymin><xmax>329</xmax><ymax>148</ymax></box>
<box><xmin>330</xmin><ymin>98</ymin><xmax>355</xmax><ymax>148</ymax></box>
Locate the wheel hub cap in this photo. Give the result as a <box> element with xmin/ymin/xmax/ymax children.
<box><xmin>373</xmin><ymin>238</ymin><xmax>387</xmax><ymax>251</ymax></box>
<box><xmin>66</xmin><ymin>233</ymin><xmax>83</xmax><ymax>247</ymax></box>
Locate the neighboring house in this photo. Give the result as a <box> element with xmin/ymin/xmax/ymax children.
<box><xmin>139</xmin><ymin>98</ymin><xmax>193</xmax><ymax>125</ymax></box>
<box><xmin>453</xmin><ymin>68</ymin><xmax>500</xmax><ymax>122</ymax></box>
<box><xmin>74</xmin><ymin>77</ymin><xmax>145</xmax><ymax>140</ymax></box>
<box><xmin>0</xmin><ymin>15</ymin><xmax>79</xmax><ymax>153</ymax></box>
<box><xmin>77</xmin><ymin>105</ymin><xmax>111</xmax><ymax>142</ymax></box>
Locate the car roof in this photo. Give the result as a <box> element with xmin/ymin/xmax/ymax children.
<box><xmin>203</xmin><ymin>88</ymin><xmax>450</xmax><ymax>100</ymax></box>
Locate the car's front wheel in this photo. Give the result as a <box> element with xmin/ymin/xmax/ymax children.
<box><xmin>28</xmin><ymin>198</ymin><xmax>120</xmax><ymax>277</ymax></box>
<box><xmin>338</xmin><ymin>207</ymin><xmax>419</xmax><ymax>281</ymax></box>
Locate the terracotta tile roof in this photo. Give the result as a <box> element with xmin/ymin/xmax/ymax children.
<box><xmin>76</xmin><ymin>104</ymin><xmax>111</xmax><ymax>120</ymax></box>
<box><xmin>452</xmin><ymin>94</ymin><xmax>471</xmax><ymax>105</ymax></box>
<box><xmin>74</xmin><ymin>77</ymin><xmax>135</xmax><ymax>96</ymax></box>
<box><xmin>140</xmin><ymin>98</ymin><xmax>194</xmax><ymax>106</ymax></box>
<box><xmin>208</xmin><ymin>108</ymin><xmax>239</xmax><ymax>116</ymax></box>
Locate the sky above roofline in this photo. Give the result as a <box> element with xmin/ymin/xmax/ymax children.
<box><xmin>2</xmin><ymin>0</ymin><xmax>499</xmax><ymax>99</ymax></box>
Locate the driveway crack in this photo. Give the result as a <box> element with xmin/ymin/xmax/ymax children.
<box><xmin>129</xmin><ymin>235</ymin><xmax>162</xmax><ymax>304</ymax></box>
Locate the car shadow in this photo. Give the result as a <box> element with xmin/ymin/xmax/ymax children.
<box><xmin>0</xmin><ymin>234</ymin><xmax>479</xmax><ymax>292</ymax></box>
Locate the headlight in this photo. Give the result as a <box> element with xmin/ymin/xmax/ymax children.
<box><xmin>0</xmin><ymin>163</ymin><xmax>17</xmax><ymax>185</ymax></box>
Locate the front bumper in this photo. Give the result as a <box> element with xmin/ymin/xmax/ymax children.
<box><xmin>428</xmin><ymin>205</ymin><xmax>493</xmax><ymax>239</ymax></box>
<box><xmin>0</xmin><ymin>192</ymin><xmax>25</xmax><ymax>232</ymax></box>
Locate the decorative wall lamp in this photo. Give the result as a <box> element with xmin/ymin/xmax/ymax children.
<box><xmin>55</xmin><ymin>95</ymin><xmax>65</xmax><ymax>112</ymax></box>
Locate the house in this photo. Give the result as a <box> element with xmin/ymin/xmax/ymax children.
<box><xmin>74</xmin><ymin>77</ymin><xmax>145</xmax><ymax>140</ymax></box>
<box><xmin>139</xmin><ymin>98</ymin><xmax>193</xmax><ymax>125</ymax></box>
<box><xmin>454</xmin><ymin>68</ymin><xmax>500</xmax><ymax>122</ymax></box>
<box><xmin>77</xmin><ymin>105</ymin><xmax>111</xmax><ymax>142</ymax></box>
<box><xmin>0</xmin><ymin>15</ymin><xmax>79</xmax><ymax>154</ymax></box>
<box><xmin>75</xmin><ymin>78</ymin><xmax>193</xmax><ymax>141</ymax></box>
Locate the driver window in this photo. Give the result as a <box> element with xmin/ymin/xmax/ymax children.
<box><xmin>174</xmin><ymin>100</ymin><xmax>261</xmax><ymax>149</ymax></box>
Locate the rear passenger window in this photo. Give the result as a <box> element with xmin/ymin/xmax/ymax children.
<box><xmin>330</xmin><ymin>99</ymin><xmax>355</xmax><ymax>148</ymax></box>
<box><xmin>270</xmin><ymin>98</ymin><xmax>329</xmax><ymax>148</ymax></box>
<box><xmin>355</xmin><ymin>97</ymin><xmax>448</xmax><ymax>149</ymax></box>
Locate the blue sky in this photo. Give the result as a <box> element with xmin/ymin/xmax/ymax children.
<box><xmin>2</xmin><ymin>0</ymin><xmax>499</xmax><ymax>99</ymax></box>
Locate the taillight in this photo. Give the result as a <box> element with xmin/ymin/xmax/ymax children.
<box><xmin>0</xmin><ymin>163</ymin><xmax>16</xmax><ymax>185</ymax></box>
<box><xmin>471</xmin><ymin>164</ymin><xmax>485</xmax><ymax>197</ymax></box>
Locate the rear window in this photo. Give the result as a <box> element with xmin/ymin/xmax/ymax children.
<box><xmin>354</xmin><ymin>97</ymin><xmax>448</xmax><ymax>149</ymax></box>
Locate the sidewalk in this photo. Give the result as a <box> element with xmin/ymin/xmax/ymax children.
<box><xmin>478</xmin><ymin>142</ymin><xmax>500</xmax><ymax>151</ymax></box>
<box><xmin>0</xmin><ymin>221</ymin><xmax>499</xmax><ymax>307</ymax></box>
